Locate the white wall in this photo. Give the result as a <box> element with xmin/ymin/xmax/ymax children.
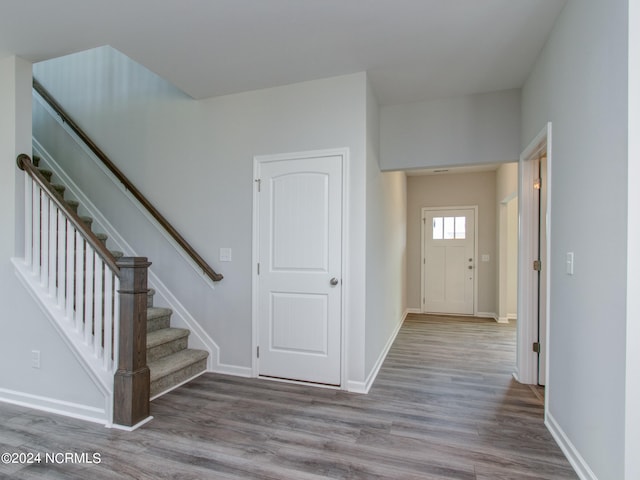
<box><xmin>0</xmin><ymin>56</ymin><xmax>106</xmax><ymax>422</ymax></box>
<box><xmin>521</xmin><ymin>0</ymin><xmax>628</xmax><ymax>478</ymax></box>
<box><xmin>380</xmin><ymin>89</ymin><xmax>521</xmax><ymax>171</ymax></box>
<box><xmin>406</xmin><ymin>171</ymin><xmax>497</xmax><ymax>316</ymax></box>
<box><xmin>33</xmin><ymin>48</ymin><xmax>372</xmax><ymax>385</ymax></box>
<box><xmin>363</xmin><ymin>79</ymin><xmax>407</xmax><ymax>383</ymax></box>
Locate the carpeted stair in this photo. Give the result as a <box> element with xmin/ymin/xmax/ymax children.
<box><xmin>33</xmin><ymin>155</ymin><xmax>208</xmax><ymax>399</ymax></box>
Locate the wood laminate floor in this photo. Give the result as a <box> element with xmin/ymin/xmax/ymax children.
<box><xmin>0</xmin><ymin>314</ymin><xmax>577</xmax><ymax>479</ymax></box>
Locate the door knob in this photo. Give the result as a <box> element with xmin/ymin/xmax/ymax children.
<box><xmin>468</xmin><ymin>265</ymin><xmax>473</xmax><ymax>270</ymax></box>
<box><xmin>330</xmin><ymin>277</ymin><xmax>339</xmax><ymax>286</ymax></box>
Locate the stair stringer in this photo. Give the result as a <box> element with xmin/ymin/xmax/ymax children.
<box><xmin>10</xmin><ymin>258</ymin><xmax>113</xmax><ymax>426</ymax></box>
<box><xmin>32</xmin><ymin>140</ymin><xmax>224</xmax><ymax>373</ymax></box>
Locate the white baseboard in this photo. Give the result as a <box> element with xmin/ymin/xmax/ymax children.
<box><xmin>112</xmin><ymin>415</ymin><xmax>154</xmax><ymax>431</ymax></box>
<box><xmin>347</xmin><ymin>309</ymin><xmax>408</xmax><ymax>394</ymax></box>
<box><xmin>476</xmin><ymin>312</ymin><xmax>498</xmax><ymax>321</ymax></box>
<box><xmin>406</xmin><ymin>308</ymin><xmax>422</xmax><ymax>314</ymax></box>
<box><xmin>212</xmin><ymin>363</ymin><xmax>253</xmax><ymax>378</ymax></box>
<box><xmin>497</xmin><ymin>316</ymin><xmax>510</xmax><ymax>324</ymax></box>
<box><xmin>546</xmin><ymin>411</ymin><xmax>597</xmax><ymax>480</ymax></box>
<box><xmin>0</xmin><ymin>388</ymin><xmax>107</xmax><ymax>426</ymax></box>
<box><xmin>508</xmin><ymin>313</ymin><xmax>518</xmax><ymax>320</ymax></box>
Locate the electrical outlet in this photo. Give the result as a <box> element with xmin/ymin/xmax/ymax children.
<box><xmin>31</xmin><ymin>350</ymin><xmax>40</xmax><ymax>369</ymax></box>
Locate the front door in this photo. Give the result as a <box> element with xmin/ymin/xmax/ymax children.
<box><xmin>422</xmin><ymin>207</ymin><xmax>476</xmax><ymax>315</ymax></box>
<box><xmin>255</xmin><ymin>152</ymin><xmax>343</xmax><ymax>385</ymax></box>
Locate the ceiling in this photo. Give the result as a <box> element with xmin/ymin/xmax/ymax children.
<box><xmin>0</xmin><ymin>0</ymin><xmax>566</xmax><ymax>105</ymax></box>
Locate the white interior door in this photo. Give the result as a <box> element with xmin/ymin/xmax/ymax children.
<box><xmin>422</xmin><ymin>207</ymin><xmax>476</xmax><ymax>315</ymax></box>
<box><xmin>256</xmin><ymin>153</ymin><xmax>342</xmax><ymax>385</ymax></box>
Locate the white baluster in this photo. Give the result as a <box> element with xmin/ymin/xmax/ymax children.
<box><xmin>84</xmin><ymin>245</ymin><xmax>94</xmax><ymax>346</ymax></box>
<box><xmin>24</xmin><ymin>175</ymin><xmax>32</xmax><ymax>268</ymax></box>
<box><xmin>94</xmin><ymin>253</ymin><xmax>104</xmax><ymax>359</ymax></box>
<box><xmin>57</xmin><ymin>210</ymin><xmax>66</xmax><ymax>307</ymax></box>
<box><xmin>65</xmin><ymin>221</ymin><xmax>75</xmax><ymax>321</ymax></box>
<box><xmin>41</xmin><ymin>196</ymin><xmax>50</xmax><ymax>289</ymax></box>
<box><xmin>74</xmin><ymin>232</ymin><xmax>85</xmax><ymax>333</ymax></box>
<box><xmin>103</xmin><ymin>269</ymin><xmax>114</xmax><ymax>371</ymax></box>
<box><xmin>48</xmin><ymin>204</ymin><xmax>57</xmax><ymax>298</ymax></box>
<box><xmin>32</xmin><ymin>185</ymin><xmax>40</xmax><ymax>277</ymax></box>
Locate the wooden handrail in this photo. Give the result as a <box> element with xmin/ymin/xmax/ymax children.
<box><xmin>17</xmin><ymin>153</ymin><xmax>120</xmax><ymax>274</ymax></box>
<box><xmin>33</xmin><ymin>79</ymin><xmax>223</xmax><ymax>282</ymax></box>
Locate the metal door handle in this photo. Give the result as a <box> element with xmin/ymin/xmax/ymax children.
<box><xmin>330</xmin><ymin>277</ymin><xmax>339</xmax><ymax>286</ymax></box>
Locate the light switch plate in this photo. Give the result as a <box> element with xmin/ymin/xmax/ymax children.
<box><xmin>481</xmin><ymin>254</ymin><xmax>490</xmax><ymax>262</ymax></box>
<box><xmin>566</xmin><ymin>252</ymin><xmax>574</xmax><ymax>275</ymax></box>
<box><xmin>219</xmin><ymin>248</ymin><xmax>232</xmax><ymax>262</ymax></box>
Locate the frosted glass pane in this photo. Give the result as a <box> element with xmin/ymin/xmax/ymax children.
<box><xmin>444</xmin><ymin>217</ymin><xmax>455</xmax><ymax>239</ymax></box>
<box><xmin>433</xmin><ymin>217</ymin><xmax>443</xmax><ymax>240</ymax></box>
<box><xmin>455</xmin><ymin>216</ymin><xmax>466</xmax><ymax>239</ymax></box>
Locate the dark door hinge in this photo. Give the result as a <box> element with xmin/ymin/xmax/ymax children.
<box><xmin>532</xmin><ymin>342</ymin><xmax>541</xmax><ymax>353</ymax></box>
<box><xmin>533</xmin><ymin>260</ymin><xmax>541</xmax><ymax>271</ymax></box>
<box><xmin>255</xmin><ymin>178</ymin><xmax>261</xmax><ymax>192</ymax></box>
<box><xmin>257</xmin><ymin>346</ymin><xmax>260</xmax><ymax>358</ymax></box>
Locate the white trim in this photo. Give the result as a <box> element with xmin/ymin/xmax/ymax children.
<box><xmin>405</xmin><ymin>308</ymin><xmax>422</xmax><ymax>314</ymax></box>
<box><xmin>546</xmin><ymin>412</ymin><xmax>597</xmax><ymax>480</ymax></box>
<box><xmin>251</xmin><ymin>148</ymin><xmax>350</xmax><ymax>388</ymax></box>
<box><xmin>627</xmin><ymin>4</ymin><xmax>640</xmax><ymax>479</ymax></box>
<box><xmin>421</xmin><ymin>205</ymin><xmax>479</xmax><ymax>315</ymax></box>
<box><xmin>0</xmin><ymin>388</ymin><xmax>107</xmax><ymax>426</ymax></box>
<box><xmin>517</xmin><ymin>122</ymin><xmax>552</xmax><ymax>386</ymax></box>
<box><xmin>258</xmin><ymin>376</ymin><xmax>341</xmax><ymax>390</ymax></box>
<box><xmin>347</xmin><ymin>309</ymin><xmax>408</xmax><ymax>394</ymax></box>
<box><xmin>112</xmin><ymin>416</ymin><xmax>154</xmax><ymax>432</ymax></box>
<box><xmin>31</xmin><ymin>140</ymin><xmax>220</xmax><ymax>371</ymax></box>
<box><xmin>476</xmin><ymin>312</ymin><xmax>498</xmax><ymax>322</ymax></box>
<box><xmin>498</xmin><ymin>191</ymin><xmax>518</xmax><ymax>325</ymax></box>
<box><xmin>213</xmin><ymin>364</ymin><xmax>253</xmax><ymax>378</ymax></box>
<box><xmin>33</xmin><ymin>91</ymin><xmax>217</xmax><ymax>290</ymax></box>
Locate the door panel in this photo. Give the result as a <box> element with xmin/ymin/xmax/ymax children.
<box><xmin>423</xmin><ymin>208</ymin><xmax>475</xmax><ymax>315</ymax></box>
<box><xmin>257</xmin><ymin>154</ymin><xmax>342</xmax><ymax>385</ymax></box>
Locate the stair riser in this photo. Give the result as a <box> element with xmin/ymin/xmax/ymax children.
<box><xmin>147</xmin><ymin>289</ymin><xmax>156</xmax><ymax>308</ymax></box>
<box><xmin>147</xmin><ymin>315</ymin><xmax>171</xmax><ymax>333</ymax></box>
<box><xmin>150</xmin><ymin>358</ymin><xmax>207</xmax><ymax>398</ymax></box>
<box><xmin>147</xmin><ymin>337</ymin><xmax>188</xmax><ymax>363</ymax></box>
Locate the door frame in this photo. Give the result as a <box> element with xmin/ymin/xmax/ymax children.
<box><xmin>420</xmin><ymin>205</ymin><xmax>479</xmax><ymax>315</ymax></box>
<box><xmin>517</xmin><ymin>122</ymin><xmax>552</xmax><ymax>388</ymax></box>
<box><xmin>251</xmin><ymin>148</ymin><xmax>349</xmax><ymax>388</ymax></box>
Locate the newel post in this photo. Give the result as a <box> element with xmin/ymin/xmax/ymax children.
<box><xmin>113</xmin><ymin>257</ymin><xmax>152</xmax><ymax>427</ymax></box>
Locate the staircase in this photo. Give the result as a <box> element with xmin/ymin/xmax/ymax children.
<box><xmin>33</xmin><ymin>155</ymin><xmax>209</xmax><ymax>400</ymax></box>
<box><xmin>146</xmin><ymin>290</ymin><xmax>208</xmax><ymax>398</ymax></box>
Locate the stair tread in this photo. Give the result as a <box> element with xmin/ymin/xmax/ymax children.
<box><xmin>147</xmin><ymin>306</ymin><xmax>172</xmax><ymax>319</ymax></box>
<box><xmin>147</xmin><ymin>327</ymin><xmax>190</xmax><ymax>349</ymax></box>
<box><xmin>148</xmin><ymin>349</ymin><xmax>208</xmax><ymax>382</ymax></box>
